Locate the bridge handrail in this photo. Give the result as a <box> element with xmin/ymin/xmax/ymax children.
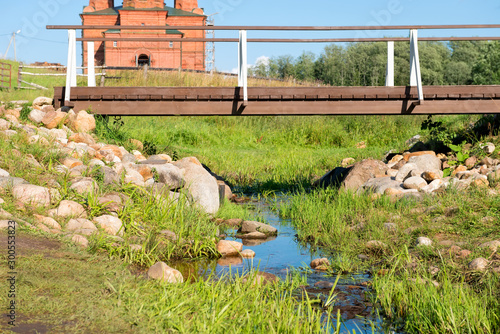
<box><xmin>46</xmin><ymin>24</ymin><xmax>500</xmax><ymax>106</ymax></box>
<box><xmin>46</xmin><ymin>24</ymin><xmax>500</xmax><ymax>31</ymax></box>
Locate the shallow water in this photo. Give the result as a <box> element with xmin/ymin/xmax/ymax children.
<box><xmin>176</xmin><ymin>196</ymin><xmax>397</xmax><ymax>333</ymax></box>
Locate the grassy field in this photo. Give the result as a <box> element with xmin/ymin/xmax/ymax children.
<box><xmin>275</xmin><ymin>185</ymin><xmax>500</xmax><ymax>330</ymax></box>
<box><xmin>0</xmin><ymin>114</ymin><xmax>338</xmax><ymax>333</ymax></box>
<box><xmin>1</xmin><ymin>68</ymin><xmax>499</xmax><ymax>332</ymax></box>
<box><xmin>275</xmin><ymin>140</ymin><xmax>500</xmax><ymax>333</ymax></box>
<box><xmin>0</xmin><ymin>232</ymin><xmax>334</xmax><ymax>333</ymax></box>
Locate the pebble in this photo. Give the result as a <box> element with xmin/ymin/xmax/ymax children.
<box><xmin>241</xmin><ymin>249</ymin><xmax>256</xmax><ymax>258</ymax></box>
<box><xmin>310</xmin><ymin>258</ymin><xmax>330</xmax><ymax>270</ymax></box>
<box><xmin>469</xmin><ymin>258</ymin><xmax>489</xmax><ymax>271</ymax></box>
<box><xmin>314</xmin><ymin>281</ymin><xmax>335</xmax><ymax>289</ymax></box>
<box><xmin>480</xmin><ymin>240</ymin><xmax>500</xmax><ymax>252</ymax></box>
<box><xmin>383</xmin><ymin>223</ymin><xmax>397</xmax><ymax>232</ymax></box>
<box><xmin>482</xmin><ymin>142</ymin><xmax>496</xmax><ymax>155</ymax></box>
<box><xmin>416</xmin><ymin>237</ymin><xmax>433</xmax><ymax>247</ymax></box>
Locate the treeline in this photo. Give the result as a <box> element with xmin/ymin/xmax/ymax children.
<box><xmin>249</xmin><ymin>41</ymin><xmax>500</xmax><ymax>86</ymax></box>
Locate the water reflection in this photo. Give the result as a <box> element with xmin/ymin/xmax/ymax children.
<box><xmin>174</xmin><ymin>196</ymin><xmax>399</xmax><ymax>334</ymax></box>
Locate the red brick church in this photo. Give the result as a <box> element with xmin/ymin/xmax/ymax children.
<box><xmin>81</xmin><ymin>0</ymin><xmax>206</xmax><ymax>70</ymax></box>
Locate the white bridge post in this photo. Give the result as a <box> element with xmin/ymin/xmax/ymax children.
<box><xmin>87</xmin><ymin>41</ymin><xmax>96</xmax><ymax>87</ymax></box>
<box><xmin>238</xmin><ymin>30</ymin><xmax>248</xmax><ymax>104</ymax></box>
<box><xmin>385</xmin><ymin>41</ymin><xmax>394</xmax><ymax>87</ymax></box>
<box><xmin>409</xmin><ymin>29</ymin><xmax>424</xmax><ymax>102</ymax></box>
<box><xmin>65</xmin><ymin>29</ymin><xmax>77</xmax><ymax>103</ymax></box>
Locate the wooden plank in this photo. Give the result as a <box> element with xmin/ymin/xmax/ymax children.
<box><xmin>53</xmin><ymin>87</ymin><xmax>63</xmax><ymax>109</ymax></box>
<box><xmin>52</xmin><ymin>86</ymin><xmax>500</xmax><ymax>117</ymax></box>
<box><xmin>66</xmin><ymin>100</ymin><xmax>500</xmax><ymax>116</ymax></box>
<box><xmin>305</xmin><ymin>95</ymin><xmax>318</xmax><ymax>100</ymax></box>
<box><xmin>55</xmin><ymin>85</ymin><xmax>500</xmax><ymax>102</ymax></box>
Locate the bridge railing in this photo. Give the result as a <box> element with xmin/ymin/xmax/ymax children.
<box><xmin>46</xmin><ymin>24</ymin><xmax>500</xmax><ymax>106</ymax></box>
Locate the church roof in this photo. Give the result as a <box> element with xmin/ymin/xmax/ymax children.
<box><xmin>83</xmin><ymin>5</ymin><xmax>205</xmax><ymax>17</ymax></box>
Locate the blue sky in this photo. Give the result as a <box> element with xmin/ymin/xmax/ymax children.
<box><xmin>0</xmin><ymin>0</ymin><xmax>499</xmax><ymax>72</ymax></box>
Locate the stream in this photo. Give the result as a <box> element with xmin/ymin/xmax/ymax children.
<box><xmin>176</xmin><ymin>196</ymin><xmax>398</xmax><ymax>333</ymax></box>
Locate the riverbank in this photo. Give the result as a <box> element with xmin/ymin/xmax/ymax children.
<box><xmin>0</xmin><ymin>97</ymin><xmax>355</xmax><ymax>333</ymax></box>
<box><xmin>1</xmin><ymin>89</ymin><xmax>498</xmax><ymax>333</ymax></box>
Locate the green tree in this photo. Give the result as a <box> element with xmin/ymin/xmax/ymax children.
<box><xmin>268</xmin><ymin>55</ymin><xmax>296</xmax><ymax>79</ymax></box>
<box><xmin>250</xmin><ymin>57</ymin><xmax>270</xmax><ymax>77</ymax></box>
<box><xmin>445</xmin><ymin>61</ymin><xmax>472</xmax><ymax>85</ymax></box>
<box><xmin>294</xmin><ymin>51</ymin><xmax>316</xmax><ymax>82</ymax></box>
<box><xmin>418</xmin><ymin>42</ymin><xmax>450</xmax><ymax>85</ymax></box>
<box><xmin>314</xmin><ymin>45</ymin><xmax>346</xmax><ymax>85</ymax></box>
<box><xmin>393</xmin><ymin>42</ymin><xmax>410</xmax><ymax>86</ymax></box>
<box><xmin>472</xmin><ymin>41</ymin><xmax>500</xmax><ymax>85</ymax></box>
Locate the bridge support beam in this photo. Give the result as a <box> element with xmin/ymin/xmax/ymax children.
<box><xmin>238</xmin><ymin>30</ymin><xmax>248</xmax><ymax>104</ymax></box>
<box><xmin>65</xmin><ymin>29</ymin><xmax>77</xmax><ymax>104</ymax></box>
<box><xmin>87</xmin><ymin>41</ymin><xmax>96</xmax><ymax>87</ymax></box>
<box><xmin>386</xmin><ymin>41</ymin><xmax>394</xmax><ymax>86</ymax></box>
<box><xmin>409</xmin><ymin>29</ymin><xmax>423</xmax><ymax>102</ymax></box>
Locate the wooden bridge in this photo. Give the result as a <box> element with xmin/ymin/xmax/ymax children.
<box><xmin>47</xmin><ymin>24</ymin><xmax>500</xmax><ymax>116</ymax></box>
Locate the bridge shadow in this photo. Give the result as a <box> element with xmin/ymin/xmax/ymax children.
<box><xmin>401</xmin><ymin>86</ymin><xmax>419</xmax><ymax>115</ymax></box>
<box><xmin>231</xmin><ymin>87</ymin><xmax>247</xmax><ymax>115</ymax></box>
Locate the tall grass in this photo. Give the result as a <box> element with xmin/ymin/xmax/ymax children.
<box><xmin>117</xmin><ymin>114</ymin><xmax>433</xmax><ymax>192</ymax></box>
<box><xmin>105</xmin><ymin>68</ymin><xmax>308</xmax><ymax>88</ymax></box>
<box><xmin>277</xmin><ymin>183</ymin><xmax>500</xmax><ymax>332</ymax></box>
<box><xmin>3</xmin><ymin>240</ymin><xmax>337</xmax><ymax>333</ymax></box>
<box><xmin>372</xmin><ymin>252</ymin><xmax>500</xmax><ymax>333</ymax></box>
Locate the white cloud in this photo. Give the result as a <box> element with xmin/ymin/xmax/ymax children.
<box><xmin>255</xmin><ymin>55</ymin><xmax>270</xmax><ymax>66</ymax></box>
<box><xmin>230</xmin><ymin>64</ymin><xmax>254</xmax><ymax>74</ymax></box>
<box><xmin>229</xmin><ymin>56</ymin><xmax>269</xmax><ymax>74</ymax></box>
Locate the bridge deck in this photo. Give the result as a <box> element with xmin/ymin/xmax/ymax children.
<box><xmin>54</xmin><ymin>86</ymin><xmax>500</xmax><ymax>116</ymax></box>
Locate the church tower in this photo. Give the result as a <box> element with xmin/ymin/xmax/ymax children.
<box><xmin>86</xmin><ymin>0</ymin><xmax>114</xmax><ymax>12</ymax></box>
<box><xmin>122</xmin><ymin>0</ymin><xmax>165</xmax><ymax>8</ymax></box>
<box><xmin>174</xmin><ymin>0</ymin><xmax>199</xmax><ymax>12</ymax></box>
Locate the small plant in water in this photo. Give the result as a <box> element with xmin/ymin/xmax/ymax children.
<box><xmin>324</xmin><ymin>275</ymin><xmax>341</xmax><ymax>308</ymax></box>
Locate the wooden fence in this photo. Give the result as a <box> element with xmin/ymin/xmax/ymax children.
<box><xmin>18</xmin><ymin>64</ymin><xmax>106</xmax><ymax>90</ymax></box>
<box><xmin>0</xmin><ymin>62</ymin><xmax>12</xmax><ymax>89</ymax></box>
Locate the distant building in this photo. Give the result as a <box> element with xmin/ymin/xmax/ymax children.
<box><xmin>81</xmin><ymin>0</ymin><xmax>206</xmax><ymax>70</ymax></box>
<box><xmin>31</xmin><ymin>62</ymin><xmax>65</xmax><ymax>71</ymax></box>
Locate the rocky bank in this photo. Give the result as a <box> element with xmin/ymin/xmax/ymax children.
<box><xmin>0</xmin><ymin>97</ymin><xmax>246</xmax><ymax>282</ymax></box>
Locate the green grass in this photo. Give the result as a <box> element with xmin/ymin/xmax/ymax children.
<box><xmin>111</xmin><ymin>115</ymin><xmax>429</xmax><ymax>192</ymax></box>
<box><xmin>0</xmin><ymin>130</ymin><xmax>226</xmax><ymax>266</ymax></box>
<box><xmin>277</xmin><ymin>184</ymin><xmax>500</xmax><ymax>264</ymax></box>
<box><xmin>0</xmin><ymin>234</ymin><xmax>336</xmax><ymax>333</ymax></box>
<box><xmin>1</xmin><ymin>68</ymin><xmax>499</xmax><ymax>333</ymax></box>
<box><xmin>372</xmin><ymin>251</ymin><xmax>500</xmax><ymax>333</ymax></box>
<box><xmin>0</xmin><ymin>97</ymin><xmax>342</xmax><ymax>333</ymax></box>
<box><xmin>119</xmin><ymin>114</ymin><xmax>483</xmax><ymax>193</ymax></box>
<box><xmin>276</xmin><ymin>184</ymin><xmax>500</xmax><ymax>333</ymax></box>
